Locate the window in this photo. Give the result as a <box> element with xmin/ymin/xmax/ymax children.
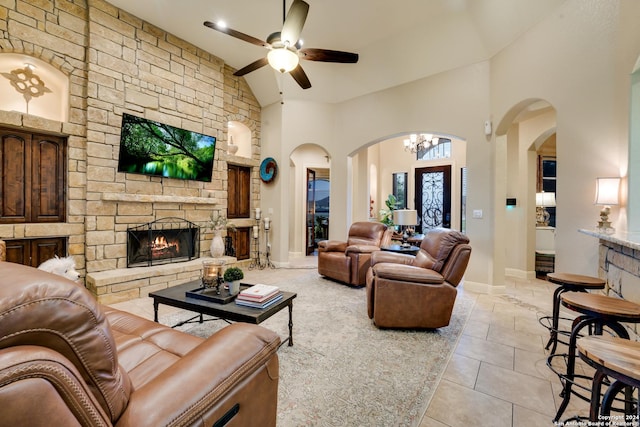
<box><xmin>417</xmin><ymin>139</ymin><xmax>451</xmax><ymax>161</ymax></box>
<box><xmin>539</xmin><ymin>157</ymin><xmax>557</xmax><ymax>227</ymax></box>
<box><xmin>392</xmin><ymin>172</ymin><xmax>408</xmax><ymax>209</ymax></box>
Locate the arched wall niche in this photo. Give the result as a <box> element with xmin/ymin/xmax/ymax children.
<box><xmin>0</xmin><ymin>53</ymin><xmax>69</xmax><ymax>122</ymax></box>
<box><xmin>227</xmin><ymin>119</ymin><xmax>252</xmax><ymax>158</ymax></box>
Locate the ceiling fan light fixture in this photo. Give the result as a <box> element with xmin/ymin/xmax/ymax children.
<box><xmin>268</xmin><ymin>47</ymin><xmax>299</xmax><ymax>73</ymax></box>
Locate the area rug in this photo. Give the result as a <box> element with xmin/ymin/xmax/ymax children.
<box><xmin>162</xmin><ymin>271</ymin><xmax>473</xmax><ymax>427</ymax></box>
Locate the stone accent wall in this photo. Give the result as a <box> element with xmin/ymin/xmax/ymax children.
<box><xmin>0</xmin><ymin>0</ymin><xmax>262</xmax><ymax>303</ymax></box>
<box><xmin>598</xmin><ymin>239</ymin><xmax>640</xmax><ymax>340</ymax></box>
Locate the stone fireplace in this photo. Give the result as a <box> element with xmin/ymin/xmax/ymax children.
<box><xmin>0</xmin><ymin>1</ymin><xmax>261</xmax><ymax>305</ymax></box>
<box><xmin>127</xmin><ymin>218</ymin><xmax>199</xmax><ymax>268</ymax></box>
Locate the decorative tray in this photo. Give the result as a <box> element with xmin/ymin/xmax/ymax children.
<box><xmin>186</xmin><ymin>284</ymin><xmax>251</xmax><ymax>304</ymax></box>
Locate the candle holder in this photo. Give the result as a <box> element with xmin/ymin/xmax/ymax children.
<box><xmin>248</xmin><ymin>216</ymin><xmax>275</xmax><ymax>270</ymax></box>
<box><xmin>202</xmin><ymin>260</ymin><xmax>225</xmax><ymax>294</ymax></box>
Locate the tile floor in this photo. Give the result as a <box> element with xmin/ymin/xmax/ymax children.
<box><xmin>111</xmin><ymin>257</ymin><xmax>592</xmax><ymax>427</ymax></box>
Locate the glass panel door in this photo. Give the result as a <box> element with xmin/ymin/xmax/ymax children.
<box><xmin>415</xmin><ymin>165</ymin><xmax>451</xmax><ymax>232</ymax></box>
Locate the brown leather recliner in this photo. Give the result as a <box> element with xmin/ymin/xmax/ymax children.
<box><xmin>0</xmin><ymin>262</ymin><xmax>280</xmax><ymax>427</ymax></box>
<box><xmin>317</xmin><ymin>221</ymin><xmax>392</xmax><ymax>286</ymax></box>
<box><xmin>365</xmin><ymin>227</ymin><xmax>472</xmax><ymax>329</ymax></box>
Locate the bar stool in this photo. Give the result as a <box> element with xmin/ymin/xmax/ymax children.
<box><xmin>540</xmin><ymin>272</ymin><xmax>605</xmax><ymax>354</ymax></box>
<box><xmin>578</xmin><ymin>335</ymin><xmax>640</xmax><ymax>423</ymax></box>
<box><xmin>549</xmin><ymin>292</ymin><xmax>640</xmax><ymax>422</ymax></box>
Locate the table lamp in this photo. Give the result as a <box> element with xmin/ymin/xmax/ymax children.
<box><xmin>535</xmin><ymin>192</ymin><xmax>556</xmax><ymax>227</ymax></box>
<box><xmin>392</xmin><ymin>209</ymin><xmax>418</xmax><ymax>247</ymax></box>
<box><xmin>594</xmin><ymin>177</ymin><xmax>620</xmax><ymax>234</ymax></box>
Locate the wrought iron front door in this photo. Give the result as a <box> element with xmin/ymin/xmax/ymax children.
<box><xmin>415</xmin><ymin>165</ymin><xmax>451</xmax><ymax>232</ymax></box>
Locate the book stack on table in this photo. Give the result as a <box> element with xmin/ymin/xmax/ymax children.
<box><xmin>235</xmin><ymin>284</ymin><xmax>282</xmax><ymax>309</ymax></box>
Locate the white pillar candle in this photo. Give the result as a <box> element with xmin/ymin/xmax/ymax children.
<box><xmin>264</xmin><ymin>217</ymin><xmax>271</xmax><ymax>230</ymax></box>
<box><xmin>255</xmin><ymin>207</ymin><xmax>261</xmax><ymax>220</ymax></box>
<box><xmin>253</xmin><ymin>225</ymin><xmax>259</xmax><ymax>238</ymax></box>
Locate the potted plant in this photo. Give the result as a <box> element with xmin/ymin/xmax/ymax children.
<box><xmin>379</xmin><ymin>194</ymin><xmax>398</xmax><ymax>227</ymax></box>
<box><xmin>223</xmin><ymin>266</ymin><xmax>244</xmax><ymax>295</ymax></box>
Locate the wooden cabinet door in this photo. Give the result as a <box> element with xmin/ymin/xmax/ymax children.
<box><xmin>0</xmin><ymin>130</ymin><xmax>29</xmax><ymax>222</ymax></box>
<box><xmin>4</xmin><ymin>238</ymin><xmax>67</xmax><ymax>267</ymax></box>
<box><xmin>229</xmin><ymin>227</ymin><xmax>251</xmax><ymax>260</ymax></box>
<box><xmin>0</xmin><ymin>127</ymin><xmax>66</xmax><ymax>224</ymax></box>
<box><xmin>228</xmin><ymin>164</ymin><xmax>251</xmax><ymax>218</ymax></box>
<box><xmin>32</xmin><ymin>134</ymin><xmax>66</xmax><ymax>222</ymax></box>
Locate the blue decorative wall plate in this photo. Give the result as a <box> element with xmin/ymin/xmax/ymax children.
<box><xmin>260</xmin><ymin>157</ymin><xmax>278</xmax><ymax>183</ymax></box>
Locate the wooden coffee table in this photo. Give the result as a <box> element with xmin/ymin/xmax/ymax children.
<box><xmin>149</xmin><ymin>280</ymin><xmax>296</xmax><ymax>346</ymax></box>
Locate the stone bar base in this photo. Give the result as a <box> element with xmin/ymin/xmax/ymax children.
<box><xmin>580</xmin><ymin>229</ymin><xmax>640</xmax><ymax>340</ymax></box>
<box><xmin>87</xmin><ymin>256</ymin><xmax>248</xmax><ymax>305</ymax></box>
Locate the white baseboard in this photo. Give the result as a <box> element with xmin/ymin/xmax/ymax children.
<box><xmin>462</xmin><ymin>280</ymin><xmax>506</xmax><ymax>295</ymax></box>
<box><xmin>505</xmin><ymin>268</ymin><xmax>537</xmax><ymax>280</ymax></box>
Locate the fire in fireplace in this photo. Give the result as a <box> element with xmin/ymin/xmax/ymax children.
<box><xmin>127</xmin><ymin>218</ymin><xmax>200</xmax><ymax>267</ymax></box>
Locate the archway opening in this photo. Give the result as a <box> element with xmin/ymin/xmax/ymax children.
<box><xmin>497</xmin><ymin>99</ymin><xmax>557</xmax><ymax>279</ymax></box>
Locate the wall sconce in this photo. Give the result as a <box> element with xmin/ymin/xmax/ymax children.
<box><xmin>535</xmin><ymin>192</ymin><xmax>556</xmax><ymax>227</ymax></box>
<box><xmin>594</xmin><ymin>177</ymin><xmax>620</xmax><ymax>234</ymax></box>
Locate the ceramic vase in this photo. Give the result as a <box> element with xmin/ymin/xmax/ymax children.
<box><xmin>210</xmin><ymin>231</ymin><xmax>225</xmax><ymax>257</ymax></box>
<box><xmin>228</xmin><ymin>280</ymin><xmax>241</xmax><ymax>295</ymax></box>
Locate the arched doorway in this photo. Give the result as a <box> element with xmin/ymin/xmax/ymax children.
<box><xmin>352</xmin><ymin>133</ymin><xmax>466</xmax><ymax>232</ymax></box>
<box><xmin>496</xmin><ymin>99</ymin><xmax>557</xmax><ymax>278</ymax></box>
<box><xmin>289</xmin><ymin>144</ymin><xmax>331</xmax><ymax>258</ymax></box>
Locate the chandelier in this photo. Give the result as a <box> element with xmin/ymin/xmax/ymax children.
<box><xmin>403</xmin><ymin>133</ymin><xmax>441</xmax><ymax>153</ymax></box>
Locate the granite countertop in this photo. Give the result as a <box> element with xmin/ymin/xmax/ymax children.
<box><xmin>579</xmin><ymin>229</ymin><xmax>640</xmax><ymax>251</ymax></box>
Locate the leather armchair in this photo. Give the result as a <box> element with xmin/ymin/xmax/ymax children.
<box><xmin>0</xmin><ymin>262</ymin><xmax>280</xmax><ymax>427</ymax></box>
<box><xmin>365</xmin><ymin>228</ymin><xmax>472</xmax><ymax>329</ymax></box>
<box><xmin>317</xmin><ymin>221</ymin><xmax>392</xmax><ymax>286</ymax></box>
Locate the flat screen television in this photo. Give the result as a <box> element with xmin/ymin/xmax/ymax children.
<box><xmin>117</xmin><ymin>113</ymin><xmax>216</xmax><ymax>182</ymax></box>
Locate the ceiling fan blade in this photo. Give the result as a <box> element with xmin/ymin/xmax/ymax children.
<box><xmin>203</xmin><ymin>21</ymin><xmax>269</xmax><ymax>48</ymax></box>
<box><xmin>280</xmin><ymin>0</ymin><xmax>309</xmax><ymax>46</ymax></box>
<box><xmin>290</xmin><ymin>64</ymin><xmax>311</xmax><ymax>89</ymax></box>
<box><xmin>300</xmin><ymin>48</ymin><xmax>359</xmax><ymax>63</ymax></box>
<box><xmin>233</xmin><ymin>57</ymin><xmax>269</xmax><ymax>77</ymax></box>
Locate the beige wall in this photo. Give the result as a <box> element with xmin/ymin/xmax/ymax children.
<box><xmin>273</xmin><ymin>62</ymin><xmax>494</xmax><ymax>287</ymax></box>
<box><xmin>492</xmin><ymin>0</ymin><xmax>640</xmax><ymax>279</ymax></box>
<box><xmin>270</xmin><ymin>0</ymin><xmax>640</xmax><ymax>292</ymax></box>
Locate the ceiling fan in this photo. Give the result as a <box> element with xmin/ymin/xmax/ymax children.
<box><xmin>203</xmin><ymin>0</ymin><xmax>358</xmax><ymax>89</ymax></box>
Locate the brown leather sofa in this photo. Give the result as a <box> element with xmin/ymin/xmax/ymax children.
<box><xmin>0</xmin><ymin>262</ymin><xmax>280</xmax><ymax>427</ymax></box>
<box><xmin>365</xmin><ymin>228</ymin><xmax>472</xmax><ymax>329</ymax></box>
<box><xmin>317</xmin><ymin>221</ymin><xmax>391</xmax><ymax>286</ymax></box>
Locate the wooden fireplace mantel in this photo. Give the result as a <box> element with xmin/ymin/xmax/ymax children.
<box><xmin>101</xmin><ymin>193</ymin><xmax>219</xmax><ymax>205</ymax></box>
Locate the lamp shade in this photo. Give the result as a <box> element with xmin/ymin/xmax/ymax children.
<box><xmin>267</xmin><ymin>48</ymin><xmax>299</xmax><ymax>73</ymax></box>
<box><xmin>594</xmin><ymin>177</ymin><xmax>620</xmax><ymax>206</ymax></box>
<box><xmin>393</xmin><ymin>209</ymin><xmax>418</xmax><ymax>226</ymax></box>
<box><xmin>535</xmin><ymin>192</ymin><xmax>556</xmax><ymax>207</ymax></box>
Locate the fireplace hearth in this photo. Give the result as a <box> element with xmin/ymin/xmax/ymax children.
<box><xmin>127</xmin><ymin>218</ymin><xmax>200</xmax><ymax>267</ymax></box>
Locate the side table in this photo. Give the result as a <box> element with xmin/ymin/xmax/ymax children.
<box><xmin>381</xmin><ymin>244</ymin><xmax>420</xmax><ymax>255</ymax></box>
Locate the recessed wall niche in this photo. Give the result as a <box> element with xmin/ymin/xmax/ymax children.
<box><xmin>228</xmin><ymin>121</ymin><xmax>251</xmax><ymax>158</ymax></box>
<box><xmin>0</xmin><ymin>53</ymin><xmax>69</xmax><ymax>122</ymax></box>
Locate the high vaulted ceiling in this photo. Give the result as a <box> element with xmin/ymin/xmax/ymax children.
<box><xmin>106</xmin><ymin>0</ymin><xmax>565</xmax><ymax>107</ymax></box>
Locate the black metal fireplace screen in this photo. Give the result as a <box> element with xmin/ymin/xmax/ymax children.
<box><xmin>126</xmin><ymin>218</ymin><xmax>200</xmax><ymax>267</ymax></box>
